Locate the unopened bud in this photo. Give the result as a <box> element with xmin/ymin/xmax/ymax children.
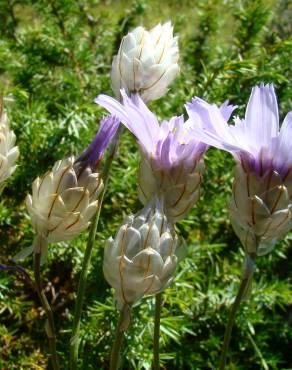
<box><xmin>111</xmin><ymin>22</ymin><xmax>179</xmax><ymax>102</ymax></box>
<box><xmin>26</xmin><ymin>156</ymin><xmax>103</xmax><ymax>243</ymax></box>
<box><xmin>103</xmin><ymin>199</ymin><xmax>184</xmax><ymax>310</ymax></box>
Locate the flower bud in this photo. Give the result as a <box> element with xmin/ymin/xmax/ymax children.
<box><xmin>0</xmin><ymin>99</ymin><xmax>19</xmax><ymax>186</ymax></box>
<box><xmin>103</xmin><ymin>200</ymin><xmax>184</xmax><ymax>310</ymax></box>
<box><xmin>230</xmin><ymin>164</ymin><xmax>292</xmax><ymax>256</ymax></box>
<box><xmin>111</xmin><ymin>22</ymin><xmax>179</xmax><ymax>102</ymax></box>
<box><xmin>26</xmin><ymin>156</ymin><xmax>103</xmax><ymax>243</ymax></box>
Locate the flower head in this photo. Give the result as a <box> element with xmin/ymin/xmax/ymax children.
<box><xmin>111</xmin><ymin>22</ymin><xmax>179</xmax><ymax>102</ymax></box>
<box><xmin>0</xmin><ymin>98</ymin><xmax>19</xmax><ymax>186</ymax></box>
<box><xmin>103</xmin><ymin>198</ymin><xmax>184</xmax><ymax>310</ymax></box>
<box><xmin>95</xmin><ymin>90</ymin><xmax>207</xmax><ymax>221</ymax></box>
<box><xmin>187</xmin><ymin>84</ymin><xmax>292</xmax><ymax>255</ymax></box>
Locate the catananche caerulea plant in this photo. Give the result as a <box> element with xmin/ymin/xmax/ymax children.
<box><xmin>1</xmin><ymin>16</ymin><xmax>290</xmax><ymax>370</ymax></box>
<box><xmin>186</xmin><ymin>83</ymin><xmax>292</xmax><ymax>369</ymax></box>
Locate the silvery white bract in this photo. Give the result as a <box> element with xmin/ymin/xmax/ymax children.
<box><xmin>186</xmin><ymin>84</ymin><xmax>292</xmax><ymax>256</ymax></box>
<box><xmin>103</xmin><ymin>199</ymin><xmax>183</xmax><ymax>310</ymax></box>
<box><xmin>26</xmin><ymin>156</ymin><xmax>103</xmax><ymax>243</ymax></box>
<box><xmin>111</xmin><ymin>22</ymin><xmax>179</xmax><ymax>102</ymax></box>
<box><xmin>0</xmin><ymin>100</ymin><xmax>19</xmax><ymax>186</ymax></box>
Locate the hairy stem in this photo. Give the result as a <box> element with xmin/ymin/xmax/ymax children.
<box><xmin>33</xmin><ymin>236</ymin><xmax>60</xmax><ymax>370</ymax></box>
<box><xmin>69</xmin><ymin>126</ymin><xmax>123</xmax><ymax>369</ymax></box>
<box><xmin>153</xmin><ymin>292</ymin><xmax>162</xmax><ymax>370</ymax></box>
<box><xmin>219</xmin><ymin>255</ymin><xmax>255</xmax><ymax>370</ymax></box>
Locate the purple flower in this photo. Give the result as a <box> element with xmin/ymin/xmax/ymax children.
<box><xmin>95</xmin><ymin>90</ymin><xmax>209</xmax><ymax>221</ymax></box>
<box><xmin>75</xmin><ymin>115</ymin><xmax>120</xmax><ymax>170</ymax></box>
<box><xmin>186</xmin><ymin>84</ymin><xmax>292</xmax><ymax>179</ymax></box>
<box><xmin>95</xmin><ymin>90</ymin><xmax>206</xmax><ymax>170</ymax></box>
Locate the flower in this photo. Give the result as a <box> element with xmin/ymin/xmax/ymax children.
<box><xmin>0</xmin><ymin>99</ymin><xmax>19</xmax><ymax>186</ymax></box>
<box><xmin>103</xmin><ymin>199</ymin><xmax>184</xmax><ymax>310</ymax></box>
<box><xmin>26</xmin><ymin>116</ymin><xmax>119</xmax><ymax>243</ymax></box>
<box><xmin>96</xmin><ymin>91</ymin><xmax>234</xmax><ymax>221</ymax></box>
<box><xmin>111</xmin><ymin>22</ymin><xmax>179</xmax><ymax>102</ymax></box>
<box><xmin>186</xmin><ymin>83</ymin><xmax>292</xmax><ymax>255</ymax></box>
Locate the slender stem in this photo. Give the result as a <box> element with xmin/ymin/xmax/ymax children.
<box><xmin>33</xmin><ymin>239</ymin><xmax>60</xmax><ymax>370</ymax></box>
<box><xmin>69</xmin><ymin>126</ymin><xmax>124</xmax><ymax>369</ymax></box>
<box><xmin>153</xmin><ymin>292</ymin><xmax>162</xmax><ymax>370</ymax></box>
<box><xmin>219</xmin><ymin>256</ymin><xmax>255</xmax><ymax>370</ymax></box>
<box><xmin>110</xmin><ymin>306</ymin><xmax>129</xmax><ymax>370</ymax></box>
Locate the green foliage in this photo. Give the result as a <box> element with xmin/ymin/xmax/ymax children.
<box><xmin>0</xmin><ymin>0</ymin><xmax>291</xmax><ymax>369</ymax></box>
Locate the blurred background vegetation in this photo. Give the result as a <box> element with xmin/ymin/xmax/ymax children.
<box><xmin>0</xmin><ymin>0</ymin><xmax>291</xmax><ymax>369</ymax></box>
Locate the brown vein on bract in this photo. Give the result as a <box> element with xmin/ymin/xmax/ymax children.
<box><xmin>64</xmin><ymin>213</ymin><xmax>81</xmax><ymax>231</ymax></box>
<box><xmin>246</xmin><ymin>173</ymin><xmax>251</xmax><ymax>197</ymax></box>
<box><xmin>175</xmin><ymin>163</ymin><xmax>184</xmax><ymax>184</ymax></box>
<box><xmin>141</xmin><ymin>69</ymin><xmax>166</xmax><ymax>92</ymax></box>
<box><xmin>119</xmin><ymin>226</ymin><xmax>130</xmax><ymax>305</ymax></box>
<box><xmin>233</xmin><ymin>181</ymin><xmax>239</xmax><ymax>208</ymax></box>
<box><xmin>47</xmin><ymin>193</ymin><xmax>59</xmax><ymax>219</ymax></box>
<box><xmin>283</xmin><ymin>167</ymin><xmax>292</xmax><ymax>181</ymax></box>
<box><xmin>37</xmin><ymin>172</ymin><xmax>48</xmax><ymax>197</ymax></box>
<box><xmin>144</xmin><ymin>274</ymin><xmax>156</xmax><ymax>295</ymax></box>
<box><xmin>138</xmin><ymin>181</ymin><xmax>149</xmax><ymax>202</ymax></box>
<box><xmin>251</xmin><ymin>198</ymin><xmax>256</xmax><ymax>225</ymax></box>
<box><xmin>170</xmin><ymin>184</ymin><xmax>186</xmax><ymax>208</ymax></box>
<box><xmin>261</xmin><ymin>218</ymin><xmax>272</xmax><ymax>238</ymax></box>
<box><xmin>171</xmin><ymin>200</ymin><xmax>191</xmax><ymax>220</ymax></box>
<box><xmin>138</xmin><ymin>30</ymin><xmax>145</xmax><ymax>60</ymax></box>
<box><xmin>155</xmin><ymin>27</ymin><xmax>163</xmax><ymax>46</ymax></box>
<box><xmin>159</xmin><ymin>215</ymin><xmax>165</xmax><ymax>237</ymax></box>
<box><xmin>144</xmin><ymin>219</ymin><xmax>153</xmax><ymax>249</ymax></box>
<box><xmin>133</xmin><ymin>57</ymin><xmax>136</xmax><ymax>91</ymax></box>
<box><xmin>271</xmin><ymin>211</ymin><xmax>290</xmax><ymax>234</ymax></box>
<box><xmin>265</xmin><ymin>170</ymin><xmax>273</xmax><ymax>193</ymax></box>
<box><xmin>47</xmin><ymin>165</ymin><xmax>72</xmax><ymax>219</ymax></box>
<box><xmin>88</xmin><ymin>177</ymin><xmax>102</xmax><ymax>198</ymax></box>
<box><xmin>157</xmin><ymin>41</ymin><xmax>166</xmax><ymax>64</ymax></box>
<box><xmin>270</xmin><ymin>186</ymin><xmax>285</xmax><ymax>213</ymax></box>
<box><xmin>118</xmin><ymin>38</ymin><xmax>125</xmax><ymax>87</ymax></box>
<box><xmin>144</xmin><ymin>254</ymin><xmax>151</xmax><ymax>278</ymax></box>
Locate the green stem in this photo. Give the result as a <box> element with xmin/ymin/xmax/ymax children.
<box><xmin>110</xmin><ymin>305</ymin><xmax>130</xmax><ymax>370</ymax></box>
<box><xmin>33</xmin><ymin>236</ymin><xmax>60</xmax><ymax>370</ymax></box>
<box><xmin>153</xmin><ymin>292</ymin><xmax>162</xmax><ymax>370</ymax></box>
<box><xmin>69</xmin><ymin>126</ymin><xmax>123</xmax><ymax>369</ymax></box>
<box><xmin>219</xmin><ymin>255</ymin><xmax>255</xmax><ymax>370</ymax></box>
